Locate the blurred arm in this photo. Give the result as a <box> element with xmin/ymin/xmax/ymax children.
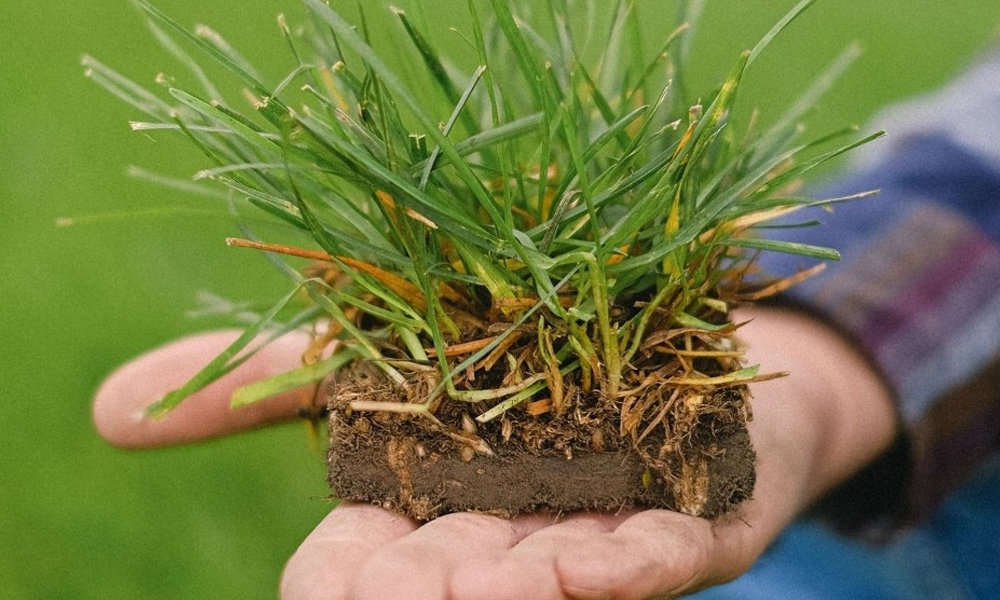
<box><xmin>758</xmin><ymin>134</ymin><xmax>1000</xmax><ymax>530</ymax></box>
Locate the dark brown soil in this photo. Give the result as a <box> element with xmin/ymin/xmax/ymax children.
<box><xmin>327</xmin><ymin>380</ymin><xmax>755</xmax><ymax>520</ymax></box>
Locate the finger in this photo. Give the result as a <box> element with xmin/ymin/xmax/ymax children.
<box><xmin>93</xmin><ymin>330</ymin><xmax>314</xmax><ymax>448</ymax></box>
<box><xmin>448</xmin><ymin>512</ymin><xmax>630</xmax><ymax>600</ymax></box>
<box><xmin>550</xmin><ymin>510</ymin><xmax>753</xmax><ymax>599</ymax></box>
<box><xmin>280</xmin><ymin>502</ymin><xmax>420</xmax><ymax>600</ymax></box>
<box><xmin>446</xmin><ymin>510</ymin><xmax>734</xmax><ymax>600</ymax></box>
<box><xmin>351</xmin><ymin>511</ymin><xmax>553</xmax><ymax>600</ymax></box>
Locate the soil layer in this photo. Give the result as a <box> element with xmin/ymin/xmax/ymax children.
<box><xmin>328</xmin><ymin>385</ymin><xmax>755</xmax><ymax>520</ymax></box>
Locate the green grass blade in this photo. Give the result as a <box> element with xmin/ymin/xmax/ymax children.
<box><xmin>126</xmin><ymin>165</ymin><xmax>231</xmax><ymax>200</ymax></box>
<box><xmin>304</xmin><ymin>0</ymin><xmax>508</xmax><ymax>231</ymax></box>
<box><xmin>487</xmin><ymin>0</ymin><xmax>550</xmax><ymax>111</ymax></box>
<box><xmin>420</xmin><ymin>65</ymin><xmax>487</xmax><ymax>190</ymax></box>
<box><xmin>231</xmin><ymin>348</ymin><xmax>356</xmax><ymax>408</ymax></box>
<box><xmin>747</xmin><ymin>0</ymin><xmax>819</xmax><ymax>66</ymax></box>
<box><xmin>146</xmin><ymin>288</ymin><xmax>318</xmax><ymax>417</ymax></box>
<box><xmin>408</xmin><ymin>113</ymin><xmax>545</xmax><ymax>175</ymax></box>
<box><xmin>193</xmin><ymin>23</ymin><xmax>264</xmax><ymax>82</ymax></box>
<box><xmin>81</xmin><ymin>55</ymin><xmax>173</xmax><ymax>118</ymax></box>
<box><xmin>674</xmin><ymin>310</ymin><xmax>729</xmax><ymax>332</ymax></box>
<box><xmin>132</xmin><ymin>0</ymin><xmax>288</xmax><ymax>118</ymax></box>
<box><xmin>292</xmin><ymin>112</ymin><xmax>500</xmax><ymax>252</ymax></box>
<box><xmin>392</xmin><ymin>7</ymin><xmax>466</xmax><ymax>113</ymax></box>
<box><xmin>144</xmin><ymin>17</ymin><xmax>223</xmax><ymax>101</ymax></box>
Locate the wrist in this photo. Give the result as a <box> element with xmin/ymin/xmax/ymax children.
<box><xmin>736</xmin><ymin>307</ymin><xmax>897</xmax><ymax>521</ymax></box>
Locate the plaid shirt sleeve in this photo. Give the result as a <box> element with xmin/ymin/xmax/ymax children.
<box><xmin>756</xmin><ymin>134</ymin><xmax>1000</xmax><ymax>534</ymax></box>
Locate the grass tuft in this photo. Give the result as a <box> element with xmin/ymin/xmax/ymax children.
<box><xmin>88</xmin><ymin>0</ymin><xmax>880</xmax><ymax>440</ymax></box>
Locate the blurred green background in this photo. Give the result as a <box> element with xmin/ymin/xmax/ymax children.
<box><xmin>1</xmin><ymin>1</ymin><xmax>997</xmax><ymax>597</ymax></box>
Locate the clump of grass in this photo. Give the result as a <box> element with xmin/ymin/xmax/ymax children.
<box><xmin>85</xmin><ymin>0</ymin><xmax>880</xmax><ymax>452</ymax></box>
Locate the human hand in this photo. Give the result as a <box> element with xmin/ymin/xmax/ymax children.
<box><xmin>94</xmin><ymin>308</ymin><xmax>896</xmax><ymax>599</ymax></box>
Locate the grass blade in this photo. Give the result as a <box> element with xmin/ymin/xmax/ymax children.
<box><xmin>231</xmin><ymin>348</ymin><xmax>356</xmax><ymax>408</ymax></box>
<box><xmin>146</xmin><ymin>288</ymin><xmax>317</xmax><ymax>417</ymax></box>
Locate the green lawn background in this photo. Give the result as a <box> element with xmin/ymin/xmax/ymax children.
<box><xmin>1</xmin><ymin>1</ymin><xmax>997</xmax><ymax>598</ymax></box>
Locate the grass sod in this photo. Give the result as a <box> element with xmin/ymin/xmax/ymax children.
<box><xmin>87</xmin><ymin>0</ymin><xmax>882</xmax><ymax>518</ymax></box>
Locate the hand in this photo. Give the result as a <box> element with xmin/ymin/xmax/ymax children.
<box><xmin>94</xmin><ymin>308</ymin><xmax>896</xmax><ymax>599</ymax></box>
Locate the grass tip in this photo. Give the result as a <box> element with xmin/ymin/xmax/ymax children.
<box><xmin>143</xmin><ymin>401</ymin><xmax>169</xmax><ymax>420</ymax></box>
